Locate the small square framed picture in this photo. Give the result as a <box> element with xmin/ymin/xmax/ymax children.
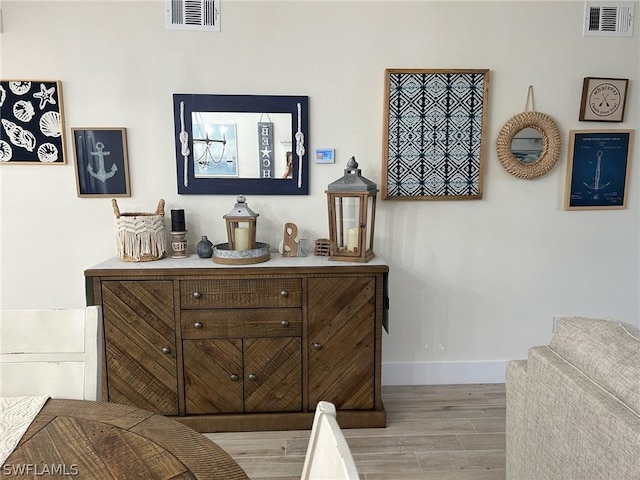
<box><xmin>72</xmin><ymin>128</ymin><xmax>130</xmax><ymax>197</ymax></box>
<box><xmin>579</xmin><ymin>77</ymin><xmax>629</xmax><ymax>122</ymax></box>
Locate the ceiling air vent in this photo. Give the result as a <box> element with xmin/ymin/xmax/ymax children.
<box><xmin>166</xmin><ymin>0</ymin><xmax>220</xmax><ymax>32</ymax></box>
<box><xmin>583</xmin><ymin>2</ymin><xmax>634</xmax><ymax>36</ymax></box>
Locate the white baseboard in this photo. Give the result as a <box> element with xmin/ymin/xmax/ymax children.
<box><xmin>382</xmin><ymin>360</ymin><xmax>508</xmax><ymax>386</ymax></box>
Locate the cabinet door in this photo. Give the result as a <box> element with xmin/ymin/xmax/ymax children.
<box><xmin>183</xmin><ymin>338</ymin><xmax>243</xmax><ymax>414</ymax></box>
<box><xmin>102</xmin><ymin>281</ymin><xmax>178</xmax><ymax>415</ymax></box>
<box><xmin>244</xmin><ymin>337</ymin><xmax>302</xmax><ymax>413</ymax></box>
<box><xmin>308</xmin><ymin>277</ymin><xmax>376</xmax><ymax>410</ymax></box>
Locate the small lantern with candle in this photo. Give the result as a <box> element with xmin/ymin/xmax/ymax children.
<box><xmin>326</xmin><ymin>157</ymin><xmax>378</xmax><ymax>262</ymax></box>
<box><xmin>223</xmin><ymin>195</ymin><xmax>258</xmax><ymax>251</ymax></box>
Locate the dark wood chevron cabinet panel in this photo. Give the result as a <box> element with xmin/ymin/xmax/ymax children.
<box><xmin>184</xmin><ymin>337</ymin><xmax>301</xmax><ymax>415</ymax></box>
<box><xmin>244</xmin><ymin>337</ymin><xmax>302</xmax><ymax>413</ymax></box>
<box><xmin>308</xmin><ymin>277</ymin><xmax>376</xmax><ymax>411</ymax></box>
<box><xmin>101</xmin><ymin>280</ymin><xmax>179</xmax><ymax>415</ymax></box>
<box><xmin>184</xmin><ymin>338</ymin><xmax>243</xmax><ymax>414</ymax></box>
<box><xmin>86</xmin><ymin>257</ymin><xmax>388</xmax><ymax>432</ymax></box>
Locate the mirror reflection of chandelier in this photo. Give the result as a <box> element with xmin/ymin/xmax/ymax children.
<box><xmin>193</xmin><ymin>126</ymin><xmax>227</xmax><ymax>167</ymax></box>
<box><xmin>192</xmin><ymin>117</ymin><xmax>231</xmax><ymax>168</ymax></box>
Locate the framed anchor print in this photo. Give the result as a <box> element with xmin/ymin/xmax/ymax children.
<box><xmin>382</xmin><ymin>69</ymin><xmax>490</xmax><ymax>200</ymax></box>
<box><xmin>72</xmin><ymin>128</ymin><xmax>131</xmax><ymax>197</ymax></box>
<box><xmin>0</xmin><ymin>80</ymin><xmax>67</xmax><ymax>164</ymax></box>
<box><xmin>564</xmin><ymin>129</ymin><xmax>634</xmax><ymax>210</ymax></box>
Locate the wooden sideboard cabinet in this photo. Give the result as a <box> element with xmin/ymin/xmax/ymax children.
<box><xmin>85</xmin><ymin>255</ymin><xmax>389</xmax><ymax>432</ymax></box>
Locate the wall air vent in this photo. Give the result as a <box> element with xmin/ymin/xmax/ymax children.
<box><xmin>166</xmin><ymin>0</ymin><xmax>220</xmax><ymax>32</ymax></box>
<box><xmin>583</xmin><ymin>2</ymin><xmax>634</xmax><ymax>36</ymax></box>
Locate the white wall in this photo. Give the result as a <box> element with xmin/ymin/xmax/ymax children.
<box><xmin>1</xmin><ymin>1</ymin><xmax>638</xmax><ymax>385</ymax></box>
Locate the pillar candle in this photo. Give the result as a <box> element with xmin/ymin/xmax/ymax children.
<box><xmin>347</xmin><ymin>227</ymin><xmax>359</xmax><ymax>252</ymax></box>
<box><xmin>235</xmin><ymin>227</ymin><xmax>250</xmax><ymax>251</ymax></box>
<box><xmin>171</xmin><ymin>209</ymin><xmax>186</xmax><ymax>232</ymax></box>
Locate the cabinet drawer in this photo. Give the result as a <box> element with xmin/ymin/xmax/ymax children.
<box><xmin>181</xmin><ymin>279</ymin><xmax>301</xmax><ymax>309</ymax></box>
<box><xmin>182</xmin><ymin>309</ymin><xmax>302</xmax><ymax>338</ymax></box>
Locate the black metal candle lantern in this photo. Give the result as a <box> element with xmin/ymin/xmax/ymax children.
<box><xmin>325</xmin><ymin>157</ymin><xmax>378</xmax><ymax>262</ymax></box>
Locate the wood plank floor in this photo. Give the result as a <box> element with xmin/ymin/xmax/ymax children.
<box><xmin>205</xmin><ymin>383</ymin><xmax>506</xmax><ymax>480</ymax></box>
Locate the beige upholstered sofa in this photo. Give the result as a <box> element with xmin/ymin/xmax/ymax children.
<box><xmin>506</xmin><ymin>316</ymin><xmax>640</xmax><ymax>480</ymax></box>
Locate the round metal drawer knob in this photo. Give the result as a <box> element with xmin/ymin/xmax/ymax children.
<box><xmin>194</xmin><ymin>322</ymin><xmax>203</xmax><ymax>329</ymax></box>
<box><xmin>280</xmin><ymin>290</ymin><xmax>289</xmax><ymax>297</ymax></box>
<box><xmin>230</xmin><ymin>374</ymin><xmax>239</xmax><ymax>381</ymax></box>
<box><xmin>281</xmin><ymin>320</ymin><xmax>290</xmax><ymax>327</ymax></box>
<box><xmin>313</xmin><ymin>343</ymin><xmax>322</xmax><ymax>350</ymax></box>
<box><xmin>193</xmin><ymin>292</ymin><xmax>201</xmax><ymax>299</ymax></box>
<box><xmin>248</xmin><ymin>373</ymin><xmax>257</xmax><ymax>381</ymax></box>
<box><xmin>162</xmin><ymin>347</ymin><xmax>171</xmax><ymax>354</ymax></box>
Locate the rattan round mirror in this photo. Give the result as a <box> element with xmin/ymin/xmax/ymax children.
<box><xmin>496</xmin><ymin>110</ymin><xmax>561</xmax><ymax>180</ymax></box>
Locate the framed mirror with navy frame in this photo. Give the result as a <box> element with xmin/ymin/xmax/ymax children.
<box><xmin>173</xmin><ymin>94</ymin><xmax>309</xmax><ymax>195</ymax></box>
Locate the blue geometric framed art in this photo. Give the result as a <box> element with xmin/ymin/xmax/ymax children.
<box><xmin>382</xmin><ymin>69</ymin><xmax>490</xmax><ymax>200</ymax></box>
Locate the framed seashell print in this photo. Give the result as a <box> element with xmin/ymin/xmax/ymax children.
<box><xmin>71</xmin><ymin>128</ymin><xmax>131</xmax><ymax>197</ymax></box>
<box><xmin>0</xmin><ymin>80</ymin><xmax>67</xmax><ymax>164</ymax></box>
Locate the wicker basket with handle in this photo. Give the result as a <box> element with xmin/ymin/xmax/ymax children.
<box><xmin>113</xmin><ymin>198</ymin><xmax>167</xmax><ymax>262</ymax></box>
